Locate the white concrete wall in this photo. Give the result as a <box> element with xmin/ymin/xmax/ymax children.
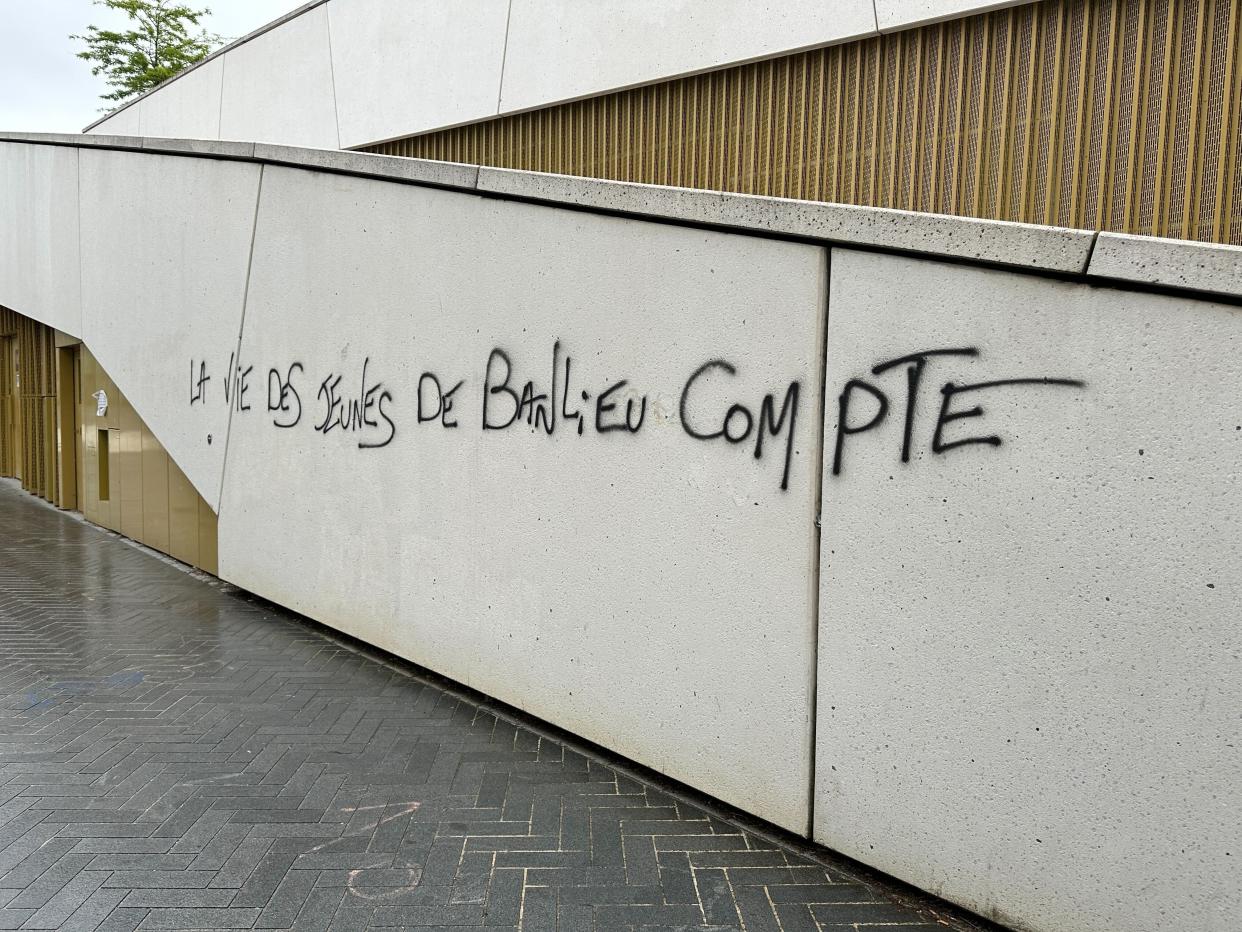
<box><xmin>76</xmin><ymin>149</ymin><xmax>261</xmax><ymax>511</ymax></box>
<box><xmin>139</xmin><ymin>56</ymin><xmax>223</xmax><ymax>141</ymax></box>
<box><xmin>498</xmin><ymin>0</ymin><xmax>875</xmax><ymax>114</ymax></box>
<box><xmin>2</xmin><ymin>136</ymin><xmax>1240</xmax><ymax>932</ymax></box>
<box><xmin>219</xmin><ymin>5</ymin><xmax>339</xmax><ymax>148</ymax></box>
<box><xmin>816</xmin><ymin>248</ymin><xmax>1242</xmax><ymax>932</ymax></box>
<box><xmin>87</xmin><ymin>0</ymin><xmax>1039</xmax><ymax>147</ymax></box>
<box><xmin>327</xmin><ymin>0</ymin><xmax>510</xmax><ymax>148</ymax></box>
<box><xmin>0</xmin><ymin>143</ymin><xmax>81</xmax><ymax>336</ymax></box>
<box><xmin>217</xmin><ymin>165</ymin><xmax>825</xmax><ymax>831</ymax></box>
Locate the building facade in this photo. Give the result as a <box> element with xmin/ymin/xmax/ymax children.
<box><xmin>2</xmin><ymin>2</ymin><xmax>1240</xmax><ymax>931</ymax></box>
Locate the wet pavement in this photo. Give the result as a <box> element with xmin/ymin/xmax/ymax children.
<box><xmin>0</xmin><ymin>480</ymin><xmax>989</xmax><ymax>931</ymax></box>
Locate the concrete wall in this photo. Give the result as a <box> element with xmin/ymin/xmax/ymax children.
<box><xmin>1</xmin><ymin>135</ymin><xmax>1239</xmax><ymax>932</ymax></box>
<box><xmin>76</xmin><ymin>148</ymin><xmax>260</xmax><ymax>511</ymax></box>
<box><xmin>816</xmin><ymin>249</ymin><xmax>1241</xmax><ymax>931</ymax></box>
<box><xmin>86</xmin><ymin>0</ymin><xmax>1040</xmax><ymax>148</ymax></box>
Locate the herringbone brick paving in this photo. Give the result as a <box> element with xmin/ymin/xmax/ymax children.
<box><xmin>0</xmin><ymin>480</ymin><xmax>984</xmax><ymax>932</ymax></box>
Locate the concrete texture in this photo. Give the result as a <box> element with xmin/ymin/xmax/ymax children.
<box><xmin>875</xmin><ymin>1</ymin><xmax>1033</xmax><ymax>31</ymax></box>
<box><xmin>219</xmin><ymin>164</ymin><xmax>826</xmax><ymax>834</ymax></box>
<box><xmin>76</xmin><ymin>149</ymin><xmax>262</xmax><ymax>513</ymax></box>
<box><xmin>250</xmin><ymin>143</ymin><xmax>478</xmax><ymax>189</ymax></box>
<box><xmin>82</xmin><ymin>0</ymin><xmax>1040</xmax><ymax>145</ymax></box>
<box><xmin>498</xmin><ymin>0</ymin><xmax>876</xmax><ymax>114</ymax></box>
<box><xmin>2</xmin><ymin>135</ymin><xmax>1241</xmax><ymax>932</ymax></box>
<box><xmin>0</xmin><ymin>142</ymin><xmax>82</xmax><ymax>336</ymax></box>
<box><xmin>0</xmin><ymin>480</ymin><xmax>977</xmax><ymax>932</ymax></box>
<box><xmin>815</xmin><ymin>247</ymin><xmax>1242</xmax><ymax>932</ymax></box>
<box><xmin>94</xmin><ymin>102</ymin><xmax>142</xmax><ymax>136</ymax></box>
<box><xmin>219</xmin><ymin>5</ymin><xmax>340</xmax><ymax>148</ymax></box>
<box><xmin>477</xmin><ymin>167</ymin><xmax>1096</xmax><ymax>272</ymax></box>
<box><xmin>326</xmin><ymin>0</ymin><xmax>510</xmax><ymax>148</ymax></box>
<box><xmin>1087</xmin><ymin>232</ymin><xmax>1242</xmax><ymax>298</ymax></box>
<box><xmin>138</xmin><ymin>56</ymin><xmax>223</xmax><ymax>141</ymax></box>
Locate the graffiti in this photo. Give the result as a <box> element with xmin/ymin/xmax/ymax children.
<box><xmin>187</xmin><ymin>344</ymin><xmax>801</xmax><ymax>490</ymax></box>
<box><xmin>314</xmin><ymin>357</ymin><xmax>396</xmax><ymax>450</ymax></box>
<box><xmin>267</xmin><ymin>363</ymin><xmax>303</xmax><ymax>429</ymax></box>
<box><xmin>222</xmin><ymin>352</ymin><xmax>254</xmax><ymax>413</ymax></box>
<box><xmin>831</xmin><ymin>346</ymin><xmax>1085</xmax><ymax>476</ymax></box>
<box><xmin>190</xmin><ymin>360</ymin><xmax>210</xmax><ymax>405</ymax></box>
<box><xmin>184</xmin><ymin>341</ymin><xmax>1086</xmax><ymax>493</ymax></box>
<box><xmin>680</xmin><ymin>360</ymin><xmax>800</xmax><ymax>491</ymax></box>
<box><xmin>417</xmin><ymin>373</ymin><xmax>462</xmax><ymax>428</ymax></box>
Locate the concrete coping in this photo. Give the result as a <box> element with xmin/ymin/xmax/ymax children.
<box><xmin>5</xmin><ymin>130</ymin><xmax>1239</xmax><ymax>297</ymax></box>
<box><xmin>474</xmin><ymin>166</ymin><xmax>1097</xmax><ymax>274</ymax></box>
<box><xmin>1086</xmin><ymin>232</ymin><xmax>1242</xmax><ymax>300</ymax></box>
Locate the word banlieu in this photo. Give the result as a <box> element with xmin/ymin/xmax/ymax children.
<box><xmin>189</xmin><ymin>343</ymin><xmax>803</xmax><ymax>490</ymax></box>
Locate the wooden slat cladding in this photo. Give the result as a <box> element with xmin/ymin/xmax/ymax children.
<box><xmin>366</xmin><ymin>0</ymin><xmax>1242</xmax><ymax>244</ymax></box>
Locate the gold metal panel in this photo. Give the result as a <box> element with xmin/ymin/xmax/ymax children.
<box><xmin>56</xmin><ymin>346</ymin><xmax>78</xmax><ymax>511</ymax></box>
<box><xmin>167</xmin><ymin>458</ymin><xmax>200</xmax><ymax>567</ymax></box>
<box><xmin>197</xmin><ymin>498</ymin><xmax>218</xmax><ymax>575</ymax></box>
<box><xmin>141</xmin><ymin>424</ymin><xmax>171</xmax><ymax>555</ymax></box>
<box><xmin>118</xmin><ymin>392</ymin><xmax>145</xmax><ymax>541</ymax></box>
<box><xmin>1</xmin><ymin>316</ymin><xmax>220</xmax><ymax>575</ymax></box>
<box><xmin>366</xmin><ymin>0</ymin><xmax>1242</xmax><ymax>244</ymax></box>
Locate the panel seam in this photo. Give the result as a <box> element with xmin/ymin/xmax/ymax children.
<box><xmin>324</xmin><ymin>2</ymin><xmax>344</xmax><ymax>148</ymax></box>
<box><xmin>495</xmin><ymin>0</ymin><xmax>515</xmax><ymax>115</ymax></box>
<box><xmin>216</xmin><ymin>53</ymin><xmax>227</xmax><ymax>139</ymax></box>
<box><xmin>806</xmin><ymin>247</ymin><xmax>831</xmax><ymax>840</ymax></box>
<box><xmin>74</xmin><ymin>148</ymin><xmax>85</xmax><ymax>342</ymax></box>
<box><xmin>217</xmin><ymin>163</ymin><xmax>266</xmax><ymax>518</ymax></box>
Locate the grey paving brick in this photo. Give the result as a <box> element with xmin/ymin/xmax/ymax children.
<box><xmin>133</xmin><ymin>905</ymin><xmax>261</xmax><ymax>928</ymax></box>
<box><xmin>0</xmin><ymin>483</ymin><xmax>987</xmax><ymax>932</ymax></box>
<box><xmin>121</xmin><ymin>888</ymin><xmax>237</xmax><ymax>907</ymax></box>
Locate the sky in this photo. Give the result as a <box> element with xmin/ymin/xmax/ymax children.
<box><xmin>0</xmin><ymin>0</ymin><xmax>302</xmax><ymax>133</ymax></box>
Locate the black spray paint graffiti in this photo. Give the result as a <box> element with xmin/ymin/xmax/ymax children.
<box><xmin>267</xmin><ymin>363</ymin><xmax>303</xmax><ymax>429</ymax></box>
<box><xmin>482</xmin><ymin>342</ymin><xmax>646</xmax><ymax>437</ymax></box>
<box><xmin>188</xmin><ymin>345</ymin><xmax>802</xmax><ymax>490</ymax></box>
<box><xmin>190</xmin><ymin>342</ymin><xmax>1081</xmax><ymax>492</ymax></box>
<box><xmin>313</xmin><ymin>357</ymin><xmax>396</xmax><ymax>450</ymax></box>
<box><xmin>831</xmin><ymin>346</ymin><xmax>1085</xmax><ymax>476</ymax></box>
<box><xmin>679</xmin><ymin>361</ymin><xmax>800</xmax><ymax>492</ymax></box>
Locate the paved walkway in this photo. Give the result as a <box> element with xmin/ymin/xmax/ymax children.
<box><xmin>0</xmin><ymin>480</ymin><xmax>985</xmax><ymax>932</ymax></box>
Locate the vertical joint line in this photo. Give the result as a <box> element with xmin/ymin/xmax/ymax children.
<box><xmin>217</xmin><ymin>163</ymin><xmax>266</xmax><ymax>517</ymax></box>
<box><xmin>74</xmin><ymin>148</ymin><xmax>85</xmax><ymax>341</ymax></box>
<box><xmin>216</xmin><ymin>54</ymin><xmax>227</xmax><ymax>139</ymax></box>
<box><xmin>1082</xmin><ymin>229</ymin><xmax>1101</xmax><ymax>275</ymax></box>
<box><xmin>324</xmin><ymin>3</ymin><xmax>344</xmax><ymax>149</ymax></box>
<box><xmin>806</xmin><ymin>247</ymin><xmax>831</xmax><ymax>840</ymax></box>
<box><xmin>496</xmin><ymin>0</ymin><xmax>515</xmax><ymax>115</ymax></box>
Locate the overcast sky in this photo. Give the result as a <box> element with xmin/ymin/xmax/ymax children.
<box><xmin>0</xmin><ymin>0</ymin><xmax>302</xmax><ymax>133</ymax></box>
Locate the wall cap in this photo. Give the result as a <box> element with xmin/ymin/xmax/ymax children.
<box><xmin>476</xmin><ymin>166</ymin><xmax>1096</xmax><ymax>273</ymax></box>
<box><xmin>15</xmin><ymin>132</ymin><xmax>1242</xmax><ymax>289</ymax></box>
<box><xmin>251</xmin><ymin>143</ymin><xmax>479</xmax><ymax>190</ymax></box>
<box><xmin>1087</xmin><ymin>232</ymin><xmax>1242</xmax><ymax>299</ymax></box>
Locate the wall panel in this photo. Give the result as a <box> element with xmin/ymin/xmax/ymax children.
<box><xmin>376</xmin><ymin>0</ymin><xmax>1242</xmax><ymax>244</ymax></box>
<box><xmin>498</xmin><ymin>0</ymin><xmax>876</xmax><ymax>115</ymax></box>
<box><xmin>140</xmin><ymin>56</ymin><xmax>223</xmax><ymax>140</ymax></box>
<box><xmin>0</xmin><ymin>144</ymin><xmax>81</xmax><ymax>336</ymax></box>
<box><xmin>816</xmin><ymin>248</ymin><xmax>1242</xmax><ymax>932</ymax></box>
<box><xmin>77</xmin><ymin>149</ymin><xmax>261</xmax><ymax>510</ymax></box>
<box><xmin>217</xmin><ymin>165</ymin><xmax>826</xmax><ymax>832</ymax></box>
<box><xmin>219</xmin><ymin>6</ymin><xmax>339</xmax><ymax>148</ymax></box>
<box><xmin>327</xmin><ymin>0</ymin><xmax>510</xmax><ymax>148</ymax></box>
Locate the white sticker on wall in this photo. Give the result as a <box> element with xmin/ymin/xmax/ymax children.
<box><xmin>92</xmin><ymin>390</ymin><xmax>108</xmax><ymax>417</ymax></box>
